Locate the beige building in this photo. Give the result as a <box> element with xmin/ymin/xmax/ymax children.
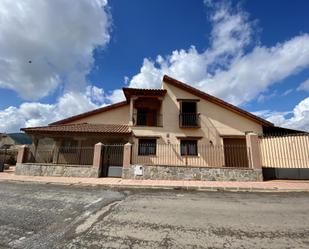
<box><xmin>19</xmin><ymin>75</ymin><xmax>276</xmax><ymax>180</ymax></box>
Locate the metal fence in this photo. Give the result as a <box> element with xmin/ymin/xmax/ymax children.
<box><xmin>132</xmin><ymin>143</ymin><xmax>251</xmax><ymax>168</ymax></box>
<box><xmin>259</xmin><ymin>134</ymin><xmax>309</xmax><ymax>168</ymax></box>
<box><xmin>27</xmin><ymin>146</ymin><xmax>94</xmax><ymax>166</ymax></box>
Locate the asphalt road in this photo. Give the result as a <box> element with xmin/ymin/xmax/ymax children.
<box><xmin>0</xmin><ymin>181</ymin><xmax>309</xmax><ymax>249</ymax></box>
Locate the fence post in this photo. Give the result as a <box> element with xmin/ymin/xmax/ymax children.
<box><xmin>16</xmin><ymin>145</ymin><xmax>28</xmax><ymax>165</ymax></box>
<box><xmin>93</xmin><ymin>142</ymin><xmax>103</xmax><ymax>169</ymax></box>
<box><xmin>246</xmin><ymin>132</ymin><xmax>261</xmax><ymax>169</ymax></box>
<box><xmin>52</xmin><ymin>140</ymin><xmax>62</xmax><ymax>164</ymax></box>
<box><xmin>123</xmin><ymin>142</ymin><xmax>132</xmax><ymax>168</ymax></box>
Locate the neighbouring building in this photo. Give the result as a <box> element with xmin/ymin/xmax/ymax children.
<box><xmin>17</xmin><ymin>75</ymin><xmax>294</xmax><ymax>181</ymax></box>
<box><xmin>0</xmin><ymin>133</ymin><xmax>32</xmax><ymax>149</ymax></box>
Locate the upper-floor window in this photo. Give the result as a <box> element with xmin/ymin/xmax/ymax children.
<box><xmin>179</xmin><ymin>101</ymin><xmax>200</xmax><ymax>127</ymax></box>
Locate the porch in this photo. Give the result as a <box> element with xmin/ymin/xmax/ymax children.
<box><xmin>17</xmin><ymin>123</ymin><xmax>131</xmax><ymax>177</ymax></box>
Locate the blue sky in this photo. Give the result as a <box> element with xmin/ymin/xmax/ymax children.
<box><xmin>0</xmin><ymin>0</ymin><xmax>309</xmax><ymax>132</ymax></box>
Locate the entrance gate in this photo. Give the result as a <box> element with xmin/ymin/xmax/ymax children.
<box><xmin>101</xmin><ymin>144</ymin><xmax>124</xmax><ymax>177</ymax></box>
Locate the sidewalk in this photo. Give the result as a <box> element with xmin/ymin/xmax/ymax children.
<box><xmin>1</xmin><ymin>167</ymin><xmax>309</xmax><ymax>192</ymax></box>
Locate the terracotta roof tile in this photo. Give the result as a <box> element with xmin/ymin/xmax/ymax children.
<box><xmin>122</xmin><ymin>87</ymin><xmax>167</xmax><ymax>101</ymax></box>
<box><xmin>21</xmin><ymin>123</ymin><xmax>131</xmax><ymax>134</ymax></box>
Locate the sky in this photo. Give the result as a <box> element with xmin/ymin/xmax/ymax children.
<box><xmin>0</xmin><ymin>0</ymin><xmax>309</xmax><ymax>132</ymax></box>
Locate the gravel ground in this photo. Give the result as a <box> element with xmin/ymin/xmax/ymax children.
<box><xmin>0</xmin><ymin>181</ymin><xmax>309</xmax><ymax>249</ymax></box>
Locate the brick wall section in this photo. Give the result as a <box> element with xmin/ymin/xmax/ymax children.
<box><xmin>122</xmin><ymin>165</ymin><xmax>263</xmax><ymax>182</ymax></box>
<box><xmin>15</xmin><ymin>163</ymin><xmax>100</xmax><ymax>178</ymax></box>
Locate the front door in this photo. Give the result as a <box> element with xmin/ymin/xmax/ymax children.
<box><xmin>101</xmin><ymin>145</ymin><xmax>124</xmax><ymax>177</ymax></box>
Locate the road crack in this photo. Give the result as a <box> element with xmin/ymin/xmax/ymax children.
<box><xmin>75</xmin><ymin>199</ymin><xmax>122</xmax><ymax>234</ymax></box>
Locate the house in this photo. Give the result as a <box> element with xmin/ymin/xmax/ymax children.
<box><xmin>0</xmin><ymin>133</ymin><xmax>32</xmax><ymax>149</ymax></box>
<box><xmin>18</xmin><ymin>75</ymin><xmax>276</xmax><ymax>181</ymax></box>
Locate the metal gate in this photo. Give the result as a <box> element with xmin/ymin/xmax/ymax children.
<box><xmin>101</xmin><ymin>144</ymin><xmax>124</xmax><ymax>177</ymax></box>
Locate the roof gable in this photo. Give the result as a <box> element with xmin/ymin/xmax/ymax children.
<box><xmin>50</xmin><ymin>101</ymin><xmax>128</xmax><ymax>125</ymax></box>
<box><xmin>163</xmin><ymin>75</ymin><xmax>273</xmax><ymax>127</ymax></box>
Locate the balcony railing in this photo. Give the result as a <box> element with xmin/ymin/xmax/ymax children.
<box><xmin>179</xmin><ymin>113</ymin><xmax>200</xmax><ymax>128</ymax></box>
<box><xmin>133</xmin><ymin>112</ymin><xmax>163</xmax><ymax>127</ymax></box>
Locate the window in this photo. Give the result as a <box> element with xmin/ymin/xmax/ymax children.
<box><xmin>181</xmin><ymin>101</ymin><xmax>197</xmax><ymax>114</ymax></box>
<box><xmin>179</xmin><ymin>101</ymin><xmax>199</xmax><ymax>127</ymax></box>
<box><xmin>138</xmin><ymin>139</ymin><xmax>156</xmax><ymax>156</ymax></box>
<box><xmin>136</xmin><ymin>109</ymin><xmax>158</xmax><ymax>126</ymax></box>
<box><xmin>136</xmin><ymin>109</ymin><xmax>148</xmax><ymax>125</ymax></box>
<box><xmin>180</xmin><ymin>140</ymin><xmax>198</xmax><ymax>156</ymax></box>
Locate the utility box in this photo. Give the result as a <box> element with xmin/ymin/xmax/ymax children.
<box><xmin>134</xmin><ymin>165</ymin><xmax>143</xmax><ymax>176</ymax></box>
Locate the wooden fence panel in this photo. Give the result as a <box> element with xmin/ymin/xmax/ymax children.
<box><xmin>259</xmin><ymin>134</ymin><xmax>309</xmax><ymax>168</ymax></box>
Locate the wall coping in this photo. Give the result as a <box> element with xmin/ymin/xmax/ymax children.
<box><xmin>20</xmin><ymin>163</ymin><xmax>92</xmax><ymax>168</ymax></box>
<box><xmin>129</xmin><ymin>164</ymin><xmax>260</xmax><ymax>171</ymax></box>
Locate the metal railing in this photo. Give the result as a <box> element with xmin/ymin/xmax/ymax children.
<box><xmin>132</xmin><ymin>143</ymin><xmax>251</xmax><ymax>168</ymax></box>
<box><xmin>133</xmin><ymin>112</ymin><xmax>163</xmax><ymax>127</ymax></box>
<box><xmin>27</xmin><ymin>146</ymin><xmax>94</xmax><ymax>166</ymax></box>
<box><xmin>179</xmin><ymin>113</ymin><xmax>200</xmax><ymax>127</ymax></box>
<box><xmin>259</xmin><ymin>133</ymin><xmax>309</xmax><ymax>168</ymax></box>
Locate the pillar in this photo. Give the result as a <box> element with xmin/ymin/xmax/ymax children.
<box><xmin>129</xmin><ymin>97</ymin><xmax>134</xmax><ymax>126</ymax></box>
<box><xmin>246</xmin><ymin>132</ymin><xmax>261</xmax><ymax>169</ymax></box>
<box><xmin>93</xmin><ymin>142</ymin><xmax>103</xmax><ymax>168</ymax></box>
<box><xmin>52</xmin><ymin>140</ymin><xmax>62</xmax><ymax>164</ymax></box>
<box><xmin>32</xmin><ymin>137</ymin><xmax>39</xmax><ymax>160</ymax></box>
<box><xmin>123</xmin><ymin>142</ymin><xmax>132</xmax><ymax>168</ymax></box>
<box><xmin>16</xmin><ymin>145</ymin><xmax>28</xmax><ymax>165</ymax></box>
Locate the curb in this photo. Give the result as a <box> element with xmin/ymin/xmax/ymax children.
<box><xmin>1</xmin><ymin>178</ymin><xmax>309</xmax><ymax>193</ymax></box>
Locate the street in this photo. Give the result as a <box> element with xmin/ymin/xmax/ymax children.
<box><xmin>0</xmin><ymin>181</ymin><xmax>308</xmax><ymax>249</ymax></box>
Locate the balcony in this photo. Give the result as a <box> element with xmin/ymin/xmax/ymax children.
<box><xmin>133</xmin><ymin>111</ymin><xmax>163</xmax><ymax>127</ymax></box>
<box><xmin>179</xmin><ymin>113</ymin><xmax>200</xmax><ymax>128</ymax></box>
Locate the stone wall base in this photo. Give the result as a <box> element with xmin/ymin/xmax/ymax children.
<box><xmin>122</xmin><ymin>165</ymin><xmax>263</xmax><ymax>182</ymax></box>
<box><xmin>16</xmin><ymin>163</ymin><xmax>100</xmax><ymax>178</ymax></box>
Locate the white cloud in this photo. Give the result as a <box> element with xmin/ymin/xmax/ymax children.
<box><xmin>127</xmin><ymin>1</ymin><xmax>309</xmax><ymax>107</ymax></box>
<box><xmin>203</xmin><ymin>35</ymin><xmax>309</xmax><ymax>105</ymax></box>
<box><xmin>106</xmin><ymin>89</ymin><xmax>125</xmax><ymax>103</ymax></box>
<box><xmin>257</xmin><ymin>91</ymin><xmax>277</xmax><ymax>103</ymax></box>
<box><xmin>255</xmin><ymin>98</ymin><xmax>309</xmax><ymax>132</ymax></box>
<box><xmin>0</xmin><ymin>0</ymin><xmax>110</xmax><ymax>100</ymax></box>
<box><xmin>86</xmin><ymin>85</ymin><xmax>105</xmax><ymax>104</ymax></box>
<box><xmin>297</xmin><ymin>78</ymin><xmax>309</xmax><ymax>92</ymax></box>
<box><xmin>0</xmin><ymin>87</ymin><xmax>105</xmax><ymax>132</ymax></box>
